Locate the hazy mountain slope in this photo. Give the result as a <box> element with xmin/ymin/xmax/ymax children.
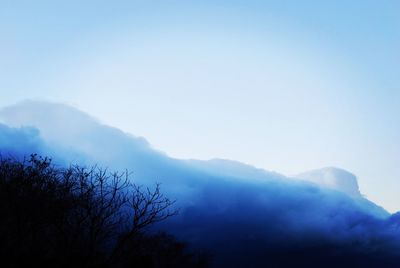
<box><xmin>1</xmin><ymin>100</ymin><xmax>399</xmax><ymax>267</ymax></box>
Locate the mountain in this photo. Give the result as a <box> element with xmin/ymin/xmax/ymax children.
<box><xmin>295</xmin><ymin>167</ymin><xmax>362</xmax><ymax>197</ymax></box>
<box><xmin>1</xmin><ymin>100</ymin><xmax>399</xmax><ymax>267</ymax></box>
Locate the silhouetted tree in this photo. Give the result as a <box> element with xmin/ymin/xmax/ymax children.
<box><xmin>0</xmin><ymin>154</ymin><xmax>209</xmax><ymax>268</ymax></box>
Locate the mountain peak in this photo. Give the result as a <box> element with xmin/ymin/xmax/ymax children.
<box><xmin>295</xmin><ymin>167</ymin><xmax>361</xmax><ymax>197</ymax></box>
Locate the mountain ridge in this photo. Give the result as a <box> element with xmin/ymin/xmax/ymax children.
<box><xmin>1</xmin><ymin>100</ymin><xmax>400</xmax><ymax>267</ymax></box>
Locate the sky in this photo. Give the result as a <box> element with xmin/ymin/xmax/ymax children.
<box><xmin>0</xmin><ymin>0</ymin><xmax>399</xmax><ymax>211</ymax></box>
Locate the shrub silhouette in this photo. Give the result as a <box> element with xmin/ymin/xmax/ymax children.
<box><xmin>0</xmin><ymin>154</ymin><xmax>210</xmax><ymax>268</ymax></box>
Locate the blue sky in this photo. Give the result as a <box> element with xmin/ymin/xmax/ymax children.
<box><xmin>0</xmin><ymin>0</ymin><xmax>399</xmax><ymax>211</ymax></box>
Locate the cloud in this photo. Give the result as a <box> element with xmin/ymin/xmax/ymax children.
<box><xmin>295</xmin><ymin>167</ymin><xmax>362</xmax><ymax>197</ymax></box>
<box><xmin>1</xmin><ymin>100</ymin><xmax>400</xmax><ymax>267</ymax></box>
<box><xmin>0</xmin><ymin>123</ymin><xmax>44</xmax><ymax>157</ymax></box>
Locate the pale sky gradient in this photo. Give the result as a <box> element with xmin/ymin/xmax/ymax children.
<box><xmin>0</xmin><ymin>1</ymin><xmax>399</xmax><ymax>211</ymax></box>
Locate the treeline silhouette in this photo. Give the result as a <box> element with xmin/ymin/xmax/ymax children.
<box><xmin>0</xmin><ymin>154</ymin><xmax>210</xmax><ymax>268</ymax></box>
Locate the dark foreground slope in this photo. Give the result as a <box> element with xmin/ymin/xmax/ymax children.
<box><xmin>1</xmin><ymin>101</ymin><xmax>400</xmax><ymax>267</ymax></box>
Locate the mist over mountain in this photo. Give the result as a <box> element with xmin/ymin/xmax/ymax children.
<box><xmin>295</xmin><ymin>167</ymin><xmax>362</xmax><ymax>197</ymax></box>
<box><xmin>1</xmin><ymin>100</ymin><xmax>400</xmax><ymax>267</ymax></box>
